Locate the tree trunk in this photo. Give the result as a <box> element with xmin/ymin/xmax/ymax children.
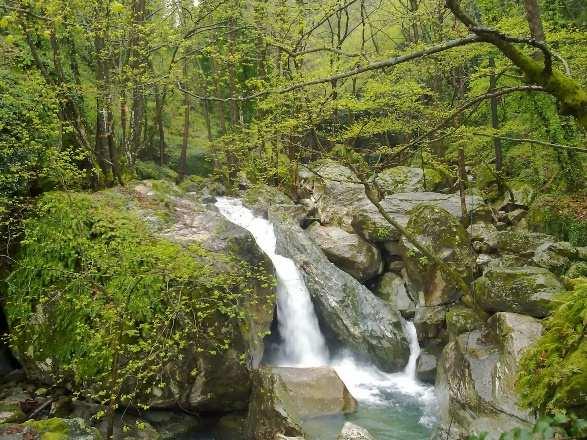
<box><xmin>129</xmin><ymin>0</ymin><xmax>146</xmax><ymax>163</ymax></box>
<box><xmin>211</xmin><ymin>58</ymin><xmax>227</xmax><ymax>134</ymax></box>
<box><xmin>488</xmin><ymin>56</ymin><xmax>503</xmax><ymax>191</ymax></box>
<box><xmin>155</xmin><ymin>85</ymin><xmax>166</xmax><ymax>165</ymax></box>
<box><xmin>523</xmin><ymin>0</ymin><xmax>545</xmax><ymax>42</ymax></box>
<box><xmin>179</xmin><ymin>65</ymin><xmax>190</xmax><ymax>180</ymax></box>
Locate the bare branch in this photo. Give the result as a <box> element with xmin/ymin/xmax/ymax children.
<box><xmin>472</xmin><ymin>132</ymin><xmax>587</xmax><ymax>153</ymax></box>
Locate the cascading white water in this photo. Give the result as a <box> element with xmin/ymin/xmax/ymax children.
<box><xmin>215</xmin><ymin>197</ymin><xmax>328</xmax><ymax>367</ymax></box>
<box><xmin>215</xmin><ymin>197</ymin><xmax>436</xmax><ymax>431</ymax></box>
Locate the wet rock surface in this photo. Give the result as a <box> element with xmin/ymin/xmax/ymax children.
<box><xmin>273</xmin><ymin>218</ymin><xmax>410</xmax><ymax>372</ymax></box>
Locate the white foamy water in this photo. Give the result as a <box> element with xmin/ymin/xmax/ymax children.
<box><xmin>215</xmin><ymin>197</ymin><xmax>436</xmax><ymax>429</ymax></box>
<box><xmin>215</xmin><ymin>197</ymin><xmax>328</xmax><ymax>367</ymax></box>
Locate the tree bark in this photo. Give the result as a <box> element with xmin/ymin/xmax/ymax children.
<box><xmin>523</xmin><ymin>0</ymin><xmax>545</xmax><ymax>42</ymax></box>
<box><xmin>179</xmin><ymin>64</ymin><xmax>190</xmax><ymax>180</ymax></box>
<box><xmin>129</xmin><ymin>0</ymin><xmax>146</xmax><ymax>163</ymax></box>
<box><xmin>488</xmin><ymin>56</ymin><xmax>503</xmax><ymax>189</ymax></box>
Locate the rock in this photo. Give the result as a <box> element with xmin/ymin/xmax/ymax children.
<box><xmin>142</xmin><ymin>410</ymin><xmax>202</xmax><ymax>439</ymax></box>
<box><xmin>467</xmin><ymin>222</ymin><xmax>498</xmax><ymax>253</ymax></box>
<box><xmin>476</xmin><ymin>254</ymin><xmax>494</xmax><ymax>269</ymax></box>
<box><xmin>506</xmin><ymin>208</ymin><xmax>527</xmax><ymax>224</ymax></box>
<box><xmin>215</xmin><ymin>414</ymin><xmax>247</xmax><ymax>440</ymax></box>
<box><xmin>299</xmin><ymin>160</ymin><xmax>366</xmax><ymax>232</ymax></box>
<box><xmin>306</xmin><ymin>223</ymin><xmax>382</xmax><ymax>281</ymax></box>
<box><xmin>414</xmin><ymin>306</ymin><xmax>447</xmax><ymax>343</ymax></box>
<box><xmin>276</xmin><ymin>436</ymin><xmax>306</xmax><ymax>440</ymax></box>
<box><xmin>0</xmin><ymin>418</ymin><xmax>102</xmax><ymax>440</ymax></box>
<box><xmin>375</xmin><ymin>273</ymin><xmax>415</xmax><ymax>317</ymax></box>
<box><xmin>0</xmin><ymin>402</ymin><xmax>25</xmax><ymax>424</ymax></box>
<box><xmin>473</xmin><ymin>264</ymin><xmax>563</xmax><ymax>317</ymax></box>
<box><xmin>246</xmin><ymin>368</ymin><xmax>305</xmax><ymax>440</ymax></box>
<box><xmin>416</xmin><ymin>351</ymin><xmax>437</xmax><ymax>384</ymax></box>
<box><xmin>445</xmin><ymin>306</ymin><xmax>484</xmax><ymax>339</ymax></box>
<box><xmin>272</xmin><ymin>217</ymin><xmax>410</xmax><ymax>372</ymax></box>
<box><xmin>495</xmin><ymin>230</ymin><xmax>554</xmax><ymax>258</ymax></box>
<box><xmin>532</xmin><ymin>241</ymin><xmax>576</xmax><ymax>275</ymax></box>
<box><xmin>375</xmin><ymin>166</ymin><xmax>425</xmax><ymax>195</ymax></box>
<box><xmin>353</xmin><ymin>192</ymin><xmax>484</xmax><ymax>242</ymax></box>
<box><xmin>435</xmin><ymin>313</ymin><xmax>543</xmax><ymax>439</ymax></box>
<box><xmin>272</xmin><ymin>367</ymin><xmax>357</xmax><ymax>417</ymax></box>
<box><xmin>566</xmin><ymin>261</ymin><xmax>587</xmax><ymax>279</ymax></box>
<box><xmin>7</xmin><ymin>183</ymin><xmax>275</xmax><ymax>414</ymax></box>
<box><xmin>336</xmin><ymin>422</ymin><xmax>375</xmax><ymax>440</ymax></box>
<box><xmin>387</xmin><ymin>260</ymin><xmax>405</xmax><ymax>273</ymax></box>
<box><xmin>402</xmin><ymin>205</ymin><xmax>476</xmax><ymax>308</ymax></box>
<box><xmin>497</xmin><ymin>182</ymin><xmax>536</xmax><ymax>211</ymax></box>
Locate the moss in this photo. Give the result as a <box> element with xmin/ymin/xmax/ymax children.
<box><xmin>25</xmin><ymin>418</ymin><xmax>70</xmax><ymax>440</ymax></box>
<box><xmin>528</xmin><ymin>195</ymin><xmax>587</xmax><ymax>246</ymax></box>
<box><xmin>446</xmin><ymin>306</ymin><xmax>484</xmax><ymax>338</ymax></box>
<box><xmin>517</xmin><ymin>278</ymin><xmax>587</xmax><ymax>415</ymax></box>
<box><xmin>5</xmin><ymin>190</ymin><xmax>263</xmax><ymax>404</ymax></box>
<box><xmin>0</xmin><ymin>402</ymin><xmax>26</xmax><ymax>423</ymax></box>
<box><xmin>566</xmin><ymin>262</ymin><xmax>587</xmax><ymax>279</ymax></box>
<box><xmin>135</xmin><ymin>161</ymin><xmax>178</xmax><ymax>181</ymax></box>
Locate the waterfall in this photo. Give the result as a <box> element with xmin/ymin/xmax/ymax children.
<box><xmin>215</xmin><ymin>197</ymin><xmax>328</xmax><ymax>367</ymax></box>
<box><xmin>215</xmin><ymin>197</ymin><xmax>435</xmax><ymax>426</ymax></box>
<box><xmin>401</xmin><ymin>319</ymin><xmax>421</xmax><ymax>380</ymax></box>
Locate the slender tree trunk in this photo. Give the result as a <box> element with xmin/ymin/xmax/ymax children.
<box><xmin>211</xmin><ymin>58</ymin><xmax>227</xmax><ymax>135</ymax></box>
<box><xmin>154</xmin><ymin>85</ymin><xmax>166</xmax><ymax>165</ymax></box>
<box><xmin>523</xmin><ymin>0</ymin><xmax>545</xmax><ymax>42</ymax></box>
<box><xmin>227</xmin><ymin>15</ymin><xmax>240</xmax><ymax>126</ymax></box>
<box><xmin>203</xmin><ymin>99</ymin><xmax>213</xmax><ymax>142</ymax></box>
<box><xmin>179</xmin><ymin>65</ymin><xmax>190</xmax><ymax>180</ymax></box>
<box><xmin>488</xmin><ymin>56</ymin><xmax>503</xmax><ymax>192</ymax></box>
<box><xmin>120</xmin><ymin>93</ymin><xmax>128</xmax><ymax>160</ymax></box>
<box><xmin>457</xmin><ymin>147</ymin><xmax>468</xmax><ymax>224</ymax></box>
<box><xmin>128</xmin><ymin>0</ymin><xmax>146</xmax><ymax>164</ymax></box>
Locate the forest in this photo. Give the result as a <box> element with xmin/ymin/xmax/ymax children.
<box><xmin>0</xmin><ymin>0</ymin><xmax>586</xmax><ymax>439</ymax></box>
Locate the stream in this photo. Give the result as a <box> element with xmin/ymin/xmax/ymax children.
<box><xmin>215</xmin><ymin>197</ymin><xmax>437</xmax><ymax>439</ymax></box>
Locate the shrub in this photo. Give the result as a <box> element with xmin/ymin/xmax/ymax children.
<box><xmin>517</xmin><ymin>278</ymin><xmax>587</xmax><ymax>416</ymax></box>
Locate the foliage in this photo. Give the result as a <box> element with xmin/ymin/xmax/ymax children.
<box><xmin>0</xmin><ymin>68</ymin><xmax>83</xmax><ymax>264</ymax></box>
<box><xmin>517</xmin><ymin>278</ymin><xmax>587</xmax><ymax>415</ymax></box>
<box><xmin>467</xmin><ymin>413</ymin><xmax>587</xmax><ymax>440</ymax></box>
<box><xmin>4</xmin><ymin>190</ymin><xmax>266</xmax><ymax>410</ymax></box>
<box><xmin>528</xmin><ymin>195</ymin><xmax>587</xmax><ymax>246</ymax></box>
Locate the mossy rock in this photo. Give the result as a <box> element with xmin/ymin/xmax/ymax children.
<box><xmin>528</xmin><ymin>195</ymin><xmax>587</xmax><ymax>246</ymax></box>
<box><xmin>4</xmin><ymin>186</ymin><xmax>275</xmax><ymax>413</ymax></box>
<box><xmin>473</xmin><ymin>265</ymin><xmax>563</xmax><ymax>318</ymax></box>
<box><xmin>403</xmin><ymin>204</ymin><xmax>476</xmax><ymax>306</ymax></box>
<box><xmin>0</xmin><ymin>401</ymin><xmax>26</xmax><ymax>424</ymax></box>
<box><xmin>446</xmin><ymin>306</ymin><xmax>484</xmax><ymax>339</ymax></box>
<box><xmin>566</xmin><ymin>262</ymin><xmax>587</xmax><ymax>279</ymax></box>
<box><xmin>0</xmin><ymin>418</ymin><xmax>103</xmax><ymax>440</ymax></box>
<box><xmin>135</xmin><ymin>161</ymin><xmax>179</xmax><ymax>182</ymax></box>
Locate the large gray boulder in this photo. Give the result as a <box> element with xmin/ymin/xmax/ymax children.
<box><xmin>299</xmin><ymin>160</ymin><xmax>366</xmax><ymax>232</ymax></box>
<box><xmin>375</xmin><ymin>166</ymin><xmax>425</xmax><ymax>195</ymax></box>
<box><xmin>246</xmin><ymin>368</ymin><xmax>305</xmax><ymax>440</ymax></box>
<box><xmin>337</xmin><ymin>422</ymin><xmax>375</xmax><ymax>440</ymax></box>
<box><xmin>352</xmin><ymin>192</ymin><xmax>484</xmax><ymax>242</ymax></box>
<box><xmin>7</xmin><ymin>182</ymin><xmax>276</xmax><ymax>414</ymax></box>
<box><xmin>402</xmin><ymin>205</ymin><xmax>477</xmax><ymax>308</ymax></box>
<box><xmin>306</xmin><ymin>223</ymin><xmax>382</xmax><ymax>282</ymax></box>
<box><xmin>473</xmin><ymin>264</ymin><xmax>563</xmax><ymax>317</ymax></box>
<box><xmin>272</xmin><ymin>367</ymin><xmax>357</xmax><ymax>417</ymax></box>
<box><xmin>272</xmin><ymin>216</ymin><xmax>410</xmax><ymax>372</ymax></box>
<box><xmin>375</xmin><ymin>272</ymin><xmax>415</xmax><ymax>317</ymax></box>
<box><xmin>435</xmin><ymin>313</ymin><xmax>543</xmax><ymax>439</ymax></box>
<box><xmin>0</xmin><ymin>418</ymin><xmax>102</xmax><ymax>440</ymax></box>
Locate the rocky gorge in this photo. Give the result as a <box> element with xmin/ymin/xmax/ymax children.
<box><xmin>0</xmin><ymin>160</ymin><xmax>585</xmax><ymax>439</ymax></box>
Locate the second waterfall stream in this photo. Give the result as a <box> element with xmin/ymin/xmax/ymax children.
<box><xmin>215</xmin><ymin>197</ymin><xmax>436</xmax><ymax>438</ymax></box>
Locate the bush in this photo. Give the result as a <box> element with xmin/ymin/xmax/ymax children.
<box><xmin>528</xmin><ymin>195</ymin><xmax>587</xmax><ymax>246</ymax></box>
<box><xmin>517</xmin><ymin>278</ymin><xmax>587</xmax><ymax>416</ymax></box>
<box><xmin>4</xmin><ymin>190</ymin><xmax>262</xmax><ymax>407</ymax></box>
